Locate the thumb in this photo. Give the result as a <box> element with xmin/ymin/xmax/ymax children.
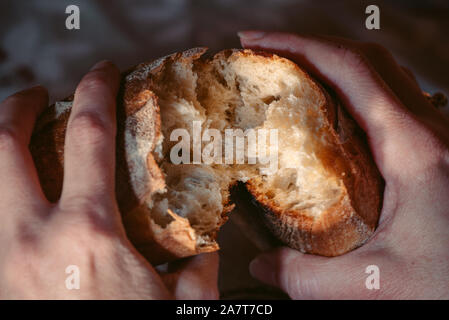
<box><xmin>249</xmin><ymin>247</ymin><xmax>387</xmax><ymax>299</ymax></box>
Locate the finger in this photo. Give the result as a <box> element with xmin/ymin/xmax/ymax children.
<box><xmin>249</xmin><ymin>247</ymin><xmax>400</xmax><ymax>299</ymax></box>
<box><xmin>238</xmin><ymin>31</ymin><xmax>448</xmax><ymax>177</ymax></box>
<box><xmin>355</xmin><ymin>42</ymin><xmax>447</xmax><ymax>132</ymax></box>
<box><xmin>0</xmin><ymin>86</ymin><xmax>49</xmax><ymax>207</ymax></box>
<box><xmin>61</xmin><ymin>61</ymin><xmax>120</xmax><ymax>205</ymax></box>
<box><xmin>161</xmin><ymin>252</ymin><xmax>219</xmax><ymax>300</ymax></box>
<box><xmin>312</xmin><ymin>36</ymin><xmax>446</xmax><ymax>137</ymax></box>
<box><xmin>284</xmin><ymin>34</ymin><xmax>447</xmax><ymax>140</ymax></box>
<box><xmin>312</xmin><ymin>36</ymin><xmax>422</xmax><ymax>92</ymax></box>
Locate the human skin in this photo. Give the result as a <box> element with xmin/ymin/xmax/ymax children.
<box><xmin>0</xmin><ymin>61</ymin><xmax>219</xmax><ymax>299</ymax></box>
<box><xmin>238</xmin><ymin>31</ymin><xmax>449</xmax><ymax>299</ymax></box>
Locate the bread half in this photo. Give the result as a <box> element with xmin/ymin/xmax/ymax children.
<box><xmin>30</xmin><ymin>48</ymin><xmax>383</xmax><ymax>264</ymax></box>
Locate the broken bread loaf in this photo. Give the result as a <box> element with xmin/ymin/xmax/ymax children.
<box><xmin>30</xmin><ymin>48</ymin><xmax>383</xmax><ymax>264</ymax></box>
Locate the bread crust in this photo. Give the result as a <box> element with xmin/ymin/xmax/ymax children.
<box><xmin>245</xmin><ymin>52</ymin><xmax>383</xmax><ymax>255</ymax></box>
<box><xmin>30</xmin><ymin>48</ymin><xmax>383</xmax><ymax>264</ymax></box>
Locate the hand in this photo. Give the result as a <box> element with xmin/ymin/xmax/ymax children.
<box><xmin>239</xmin><ymin>31</ymin><xmax>449</xmax><ymax>299</ymax></box>
<box><xmin>0</xmin><ymin>61</ymin><xmax>219</xmax><ymax>300</ymax></box>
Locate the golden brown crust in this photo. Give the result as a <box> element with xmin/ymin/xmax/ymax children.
<box><xmin>123</xmin><ymin>206</ymin><xmax>220</xmax><ymax>265</ymax></box>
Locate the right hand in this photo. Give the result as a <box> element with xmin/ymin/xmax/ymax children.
<box><xmin>239</xmin><ymin>31</ymin><xmax>449</xmax><ymax>299</ymax></box>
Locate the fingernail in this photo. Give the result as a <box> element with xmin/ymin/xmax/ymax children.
<box><xmin>249</xmin><ymin>255</ymin><xmax>274</xmax><ymax>282</ymax></box>
<box><xmin>90</xmin><ymin>60</ymin><xmax>113</xmax><ymax>71</ymax></box>
<box><xmin>238</xmin><ymin>30</ymin><xmax>266</xmax><ymax>41</ymax></box>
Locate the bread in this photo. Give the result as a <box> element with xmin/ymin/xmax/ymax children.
<box><xmin>30</xmin><ymin>48</ymin><xmax>383</xmax><ymax>264</ymax></box>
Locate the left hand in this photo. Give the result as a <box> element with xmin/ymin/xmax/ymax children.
<box><xmin>0</xmin><ymin>60</ymin><xmax>219</xmax><ymax>300</ymax></box>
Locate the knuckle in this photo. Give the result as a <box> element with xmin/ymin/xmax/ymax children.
<box><xmin>0</xmin><ymin>126</ymin><xmax>20</xmax><ymax>151</ymax></box>
<box><xmin>425</xmin><ymin>133</ymin><xmax>449</xmax><ymax>166</ymax></box>
<box><xmin>344</xmin><ymin>51</ymin><xmax>369</xmax><ymax>71</ymax></box>
<box><xmin>53</xmin><ymin>201</ymin><xmax>118</xmax><ymax>247</ymax></box>
<box><xmin>59</xmin><ymin>196</ymin><xmax>120</xmax><ymax>237</ymax></box>
<box><xmin>65</xmin><ymin>227</ymin><xmax>117</xmax><ymax>262</ymax></box>
<box><xmin>409</xmin><ymin>123</ymin><xmax>449</xmax><ymax>162</ymax></box>
<box><xmin>1</xmin><ymin>233</ymin><xmax>40</xmax><ymax>281</ymax></box>
<box><xmin>68</xmin><ymin>112</ymin><xmax>110</xmax><ymax>145</ymax></box>
<box><xmin>55</xmin><ymin>218</ymin><xmax>116</xmax><ymax>255</ymax></box>
<box><xmin>335</xmin><ymin>45</ymin><xmax>370</xmax><ymax>73</ymax></box>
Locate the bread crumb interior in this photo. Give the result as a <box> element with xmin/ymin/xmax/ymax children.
<box><xmin>146</xmin><ymin>51</ymin><xmax>343</xmax><ymax>239</ymax></box>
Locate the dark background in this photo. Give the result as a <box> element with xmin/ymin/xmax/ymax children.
<box><xmin>0</xmin><ymin>0</ymin><xmax>448</xmax><ymax>298</ymax></box>
<box><xmin>1</xmin><ymin>0</ymin><xmax>448</xmax><ymax>103</ymax></box>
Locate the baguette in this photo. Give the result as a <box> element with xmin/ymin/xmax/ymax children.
<box><xmin>30</xmin><ymin>48</ymin><xmax>383</xmax><ymax>264</ymax></box>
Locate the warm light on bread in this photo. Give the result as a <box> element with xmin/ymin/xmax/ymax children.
<box><xmin>30</xmin><ymin>48</ymin><xmax>383</xmax><ymax>264</ymax></box>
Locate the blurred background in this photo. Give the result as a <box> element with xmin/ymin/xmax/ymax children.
<box><xmin>0</xmin><ymin>0</ymin><xmax>448</xmax><ymax>298</ymax></box>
